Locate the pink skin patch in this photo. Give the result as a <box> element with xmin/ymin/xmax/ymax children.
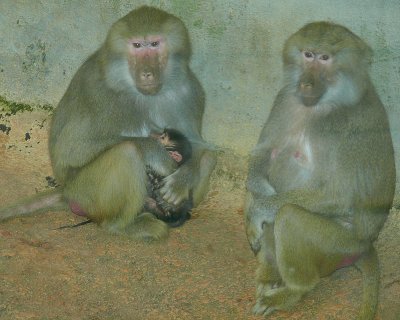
<box><xmin>69</xmin><ymin>201</ymin><xmax>87</xmax><ymax>217</ymax></box>
<box><xmin>336</xmin><ymin>254</ymin><xmax>361</xmax><ymax>269</ymax></box>
<box><xmin>168</xmin><ymin>150</ymin><xmax>182</xmax><ymax>163</ymax></box>
<box><xmin>128</xmin><ymin>36</ymin><xmax>165</xmax><ymax>58</ymax></box>
<box><xmin>271</xmin><ymin>149</ymin><xmax>304</xmax><ymax>161</ymax></box>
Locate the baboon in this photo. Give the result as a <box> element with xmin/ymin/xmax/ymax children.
<box><xmin>145</xmin><ymin>128</ymin><xmax>193</xmax><ymax>227</ymax></box>
<box><xmin>0</xmin><ymin>6</ymin><xmax>216</xmax><ymax>242</ymax></box>
<box><xmin>245</xmin><ymin>22</ymin><xmax>395</xmax><ymax>319</ymax></box>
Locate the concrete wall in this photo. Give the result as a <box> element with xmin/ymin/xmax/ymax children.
<box><xmin>0</xmin><ymin>0</ymin><xmax>399</xmax><ymax>185</ymax></box>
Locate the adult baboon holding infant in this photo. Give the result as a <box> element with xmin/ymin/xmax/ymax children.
<box><xmin>245</xmin><ymin>22</ymin><xmax>395</xmax><ymax>319</ymax></box>
<box><xmin>0</xmin><ymin>6</ymin><xmax>216</xmax><ymax>241</ymax></box>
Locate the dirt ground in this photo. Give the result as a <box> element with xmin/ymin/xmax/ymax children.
<box><xmin>0</xmin><ymin>110</ymin><xmax>399</xmax><ymax>320</ymax></box>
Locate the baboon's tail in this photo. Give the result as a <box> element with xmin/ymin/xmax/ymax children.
<box><xmin>0</xmin><ymin>189</ymin><xmax>68</xmax><ymax>221</ymax></box>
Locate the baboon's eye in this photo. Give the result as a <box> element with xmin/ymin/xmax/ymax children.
<box><xmin>303</xmin><ymin>51</ymin><xmax>314</xmax><ymax>62</ymax></box>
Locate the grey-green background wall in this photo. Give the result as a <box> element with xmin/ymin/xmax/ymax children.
<box><xmin>0</xmin><ymin>0</ymin><xmax>399</xmax><ymax>188</ymax></box>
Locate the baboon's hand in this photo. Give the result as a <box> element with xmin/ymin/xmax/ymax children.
<box><xmin>160</xmin><ymin>169</ymin><xmax>191</xmax><ymax>206</ymax></box>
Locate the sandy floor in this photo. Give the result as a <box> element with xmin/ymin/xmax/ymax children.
<box><xmin>0</xmin><ymin>110</ymin><xmax>399</xmax><ymax>320</ymax></box>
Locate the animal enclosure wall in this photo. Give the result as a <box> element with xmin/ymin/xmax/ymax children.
<box><xmin>0</xmin><ymin>0</ymin><xmax>399</xmax><ymax>181</ymax></box>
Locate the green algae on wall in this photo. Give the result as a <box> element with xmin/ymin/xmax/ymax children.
<box><xmin>0</xmin><ymin>95</ymin><xmax>54</xmax><ymax>116</ymax></box>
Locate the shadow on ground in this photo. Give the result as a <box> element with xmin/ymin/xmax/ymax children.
<box><xmin>0</xmin><ymin>110</ymin><xmax>399</xmax><ymax>319</ymax></box>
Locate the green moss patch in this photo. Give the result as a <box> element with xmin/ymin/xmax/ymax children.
<box><xmin>0</xmin><ymin>95</ymin><xmax>54</xmax><ymax>116</ymax></box>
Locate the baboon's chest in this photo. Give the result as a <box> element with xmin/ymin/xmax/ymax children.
<box><xmin>267</xmin><ymin>132</ymin><xmax>314</xmax><ymax>191</ymax></box>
